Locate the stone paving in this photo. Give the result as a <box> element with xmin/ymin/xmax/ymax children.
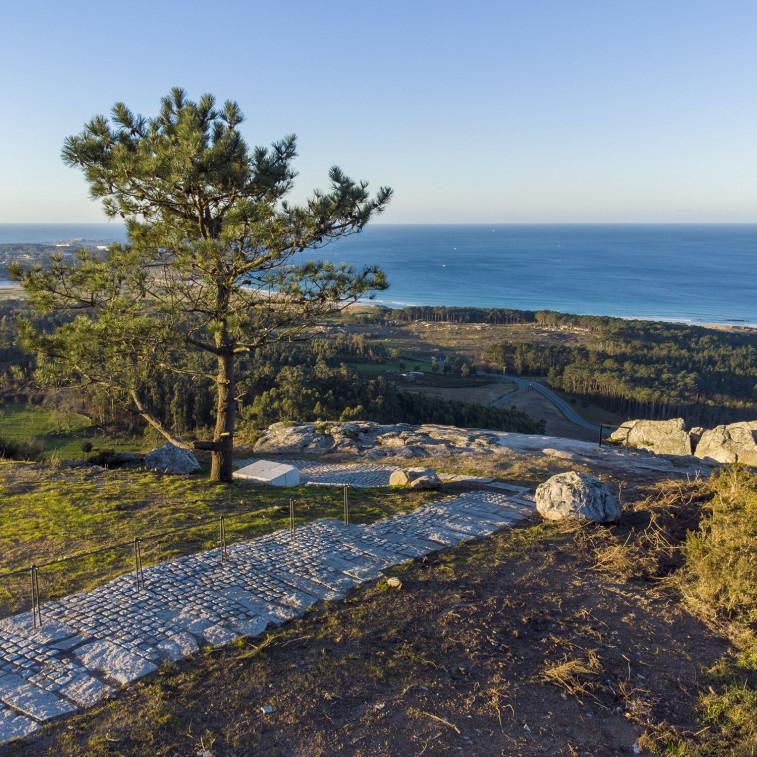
<box><xmin>235</xmin><ymin>458</ymin><xmax>495</xmax><ymax>488</ymax></box>
<box><xmin>0</xmin><ymin>488</ymin><xmax>535</xmax><ymax>745</ymax></box>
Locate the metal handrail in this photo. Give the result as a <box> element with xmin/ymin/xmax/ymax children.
<box><xmin>598</xmin><ymin>422</ymin><xmax>631</xmax><ymax>450</ymax></box>
<box><xmin>0</xmin><ymin>488</ymin><xmax>400</xmax><ymax>626</ymax></box>
<box><xmin>345</xmin><ymin>484</ymin><xmax>397</xmax><ymax>517</ymax></box>
<box><xmin>0</xmin><ymin>499</ymin><xmax>289</xmax><ymax>580</ymax></box>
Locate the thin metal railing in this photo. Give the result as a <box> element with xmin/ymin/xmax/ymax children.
<box><xmin>598</xmin><ymin>423</ymin><xmax>631</xmax><ymax>450</ymax></box>
<box><xmin>0</xmin><ymin>488</ymin><xmax>400</xmax><ymax>626</ymax></box>
<box><xmin>344</xmin><ymin>484</ymin><xmax>397</xmax><ymax>518</ymax></box>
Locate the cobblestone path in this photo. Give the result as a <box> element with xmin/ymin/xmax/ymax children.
<box><xmin>0</xmin><ymin>489</ymin><xmax>534</xmax><ymax>744</ymax></box>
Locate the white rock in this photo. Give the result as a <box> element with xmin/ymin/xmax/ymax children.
<box><xmin>144</xmin><ymin>443</ymin><xmax>200</xmax><ymax>474</ymax></box>
<box><xmin>695</xmin><ymin>421</ymin><xmax>757</xmax><ymax>466</ymax></box>
<box><xmin>609</xmin><ymin>419</ymin><xmax>692</xmax><ymax>456</ymax></box>
<box><xmin>58</xmin><ymin>674</ymin><xmax>114</xmax><ymax>707</ymax></box>
<box><xmin>389</xmin><ymin>467</ymin><xmax>442</xmax><ymax>489</ymax></box>
<box><xmin>75</xmin><ymin>640</ymin><xmax>158</xmax><ymax>685</ymax></box>
<box><xmin>0</xmin><ymin>675</ymin><xmax>79</xmax><ymax>720</ymax></box>
<box><xmin>536</xmin><ymin>471</ymin><xmax>620</xmax><ymax>523</ymax></box>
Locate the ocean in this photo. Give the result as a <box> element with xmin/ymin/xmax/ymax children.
<box><xmin>1</xmin><ymin>223</ymin><xmax>755</xmax><ymax>326</ymax></box>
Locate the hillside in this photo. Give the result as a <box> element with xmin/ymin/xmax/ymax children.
<box><xmin>1</xmin><ymin>430</ymin><xmax>756</xmax><ymax>755</ymax></box>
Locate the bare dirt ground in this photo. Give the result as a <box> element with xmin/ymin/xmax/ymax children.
<box><xmin>506</xmin><ymin>389</ymin><xmax>598</xmax><ymax>442</ymax></box>
<box><xmin>401</xmin><ymin>382</ymin><xmax>598</xmax><ymax>443</ymax></box>
<box><xmin>7</xmin><ymin>481</ymin><xmax>727</xmax><ymax>757</ymax></box>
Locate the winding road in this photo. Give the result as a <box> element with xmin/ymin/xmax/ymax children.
<box><xmin>485</xmin><ymin>373</ymin><xmax>601</xmax><ymax>432</ymax></box>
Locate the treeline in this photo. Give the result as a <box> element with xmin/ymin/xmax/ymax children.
<box><xmin>485</xmin><ymin>317</ymin><xmax>757</xmax><ymax>425</ymax></box>
<box><xmin>340</xmin><ymin>306</ymin><xmax>538</xmax><ymax>325</ymax></box>
<box><xmin>0</xmin><ymin>301</ymin><xmax>543</xmax><ymax>436</ymax></box>
<box><xmin>146</xmin><ymin>340</ymin><xmax>542</xmax><ymax>435</ymax></box>
<box><xmin>235</xmin><ymin>342</ymin><xmax>541</xmax><ymax>432</ymax></box>
<box><xmin>0</xmin><ymin>244</ymin><xmax>65</xmax><ymax>278</ymax></box>
<box><xmin>93</xmin><ymin>342</ymin><xmax>544</xmax><ymax>436</ymax></box>
<box><xmin>339</xmin><ymin>305</ymin><xmax>634</xmax><ymax>327</ymax></box>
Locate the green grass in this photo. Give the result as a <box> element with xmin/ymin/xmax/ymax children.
<box><xmin>0</xmin><ymin>402</ymin><xmax>142</xmax><ymax>460</ymax></box>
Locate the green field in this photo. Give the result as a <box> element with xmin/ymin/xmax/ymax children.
<box><xmin>0</xmin><ymin>402</ymin><xmax>142</xmax><ymax>460</ymax></box>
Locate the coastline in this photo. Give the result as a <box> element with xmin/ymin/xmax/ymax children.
<box><xmin>357</xmin><ymin>299</ymin><xmax>757</xmax><ymax>330</ymax></box>
<box><xmin>2</xmin><ymin>222</ymin><xmax>755</xmax><ymax>327</ymax></box>
<box><xmin>2</xmin><ymin>281</ymin><xmax>755</xmax><ymax>330</ymax></box>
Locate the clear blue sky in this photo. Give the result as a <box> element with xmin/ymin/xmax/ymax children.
<box><xmin>2</xmin><ymin>0</ymin><xmax>756</xmax><ymax>223</ymax></box>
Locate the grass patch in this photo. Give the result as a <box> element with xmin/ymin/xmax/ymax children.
<box><xmin>0</xmin><ymin>402</ymin><xmax>142</xmax><ymax>460</ymax></box>
<box><xmin>0</xmin><ymin>460</ymin><xmax>436</xmax><ymax>619</ymax></box>
<box><xmin>629</xmin><ymin>467</ymin><xmax>757</xmax><ymax>756</ymax></box>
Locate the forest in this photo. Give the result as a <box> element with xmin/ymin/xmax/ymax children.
<box><xmin>4</xmin><ymin>297</ymin><xmax>757</xmax><ymax>438</ymax></box>
<box><xmin>484</xmin><ymin>312</ymin><xmax>757</xmax><ymax>424</ymax></box>
<box><xmin>0</xmin><ymin>300</ymin><xmax>543</xmax><ymax>439</ymax></box>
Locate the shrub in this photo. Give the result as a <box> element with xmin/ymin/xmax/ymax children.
<box><xmin>0</xmin><ymin>435</ymin><xmax>43</xmax><ymax>461</ymax></box>
<box><xmin>684</xmin><ymin>465</ymin><xmax>757</xmax><ymax>623</ymax></box>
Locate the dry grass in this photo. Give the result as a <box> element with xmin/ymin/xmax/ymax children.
<box><xmin>538</xmin><ymin>649</ymin><xmax>603</xmax><ymax>696</ymax></box>
<box><xmin>560</xmin><ymin>477</ymin><xmax>710</xmax><ymax>585</ymax></box>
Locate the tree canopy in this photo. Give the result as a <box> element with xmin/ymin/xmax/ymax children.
<box><xmin>10</xmin><ymin>88</ymin><xmax>392</xmax><ymax>481</ymax></box>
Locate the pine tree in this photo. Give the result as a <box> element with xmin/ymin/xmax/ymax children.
<box><xmin>10</xmin><ymin>88</ymin><xmax>391</xmax><ymax>481</ymax></box>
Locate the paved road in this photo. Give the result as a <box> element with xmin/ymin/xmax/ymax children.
<box><xmin>485</xmin><ymin>373</ymin><xmax>601</xmax><ymax>432</ymax></box>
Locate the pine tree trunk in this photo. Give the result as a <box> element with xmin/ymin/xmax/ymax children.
<box><xmin>211</xmin><ymin>350</ymin><xmax>236</xmax><ymax>483</ymax></box>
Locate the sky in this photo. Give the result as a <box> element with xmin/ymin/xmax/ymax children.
<box><xmin>1</xmin><ymin>0</ymin><xmax>756</xmax><ymax>224</ymax></box>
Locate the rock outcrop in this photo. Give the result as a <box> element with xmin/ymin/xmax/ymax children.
<box><xmin>608</xmin><ymin>419</ymin><xmax>692</xmax><ymax>456</ymax></box>
<box><xmin>144</xmin><ymin>443</ymin><xmax>200</xmax><ymax>474</ymax></box>
<box><xmin>254</xmin><ymin>422</ymin><xmax>501</xmax><ymax>459</ymax></box>
<box><xmin>535</xmin><ymin>471</ymin><xmax>620</xmax><ymax>523</ymax></box>
<box><xmin>251</xmin><ymin>421</ymin><xmax>711</xmax><ymax>478</ymax></box>
<box><xmin>694</xmin><ymin>421</ymin><xmax>757</xmax><ymax>466</ymax></box>
<box><xmin>388</xmin><ymin>467</ymin><xmax>442</xmax><ymax>489</ymax></box>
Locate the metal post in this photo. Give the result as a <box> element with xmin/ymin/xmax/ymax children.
<box><xmin>598</xmin><ymin>424</ymin><xmax>603</xmax><ymax>447</ymax></box>
<box><xmin>30</xmin><ymin>565</ymin><xmax>41</xmax><ymax>629</ymax></box>
<box><xmin>219</xmin><ymin>516</ymin><xmax>227</xmax><ymax>564</ymax></box>
<box><xmin>289</xmin><ymin>499</ymin><xmax>295</xmax><ymax>539</ymax></box>
<box><xmin>134</xmin><ymin>538</ymin><xmax>144</xmax><ymax>592</ymax></box>
<box><xmin>343</xmin><ymin>484</ymin><xmax>349</xmax><ymax>526</ymax></box>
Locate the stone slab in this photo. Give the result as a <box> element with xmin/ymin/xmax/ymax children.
<box><xmin>219</xmin><ymin>587</ymin><xmax>294</xmax><ymax>624</ymax></box>
<box><xmin>0</xmin><ymin>675</ymin><xmax>78</xmax><ymax>721</ymax></box>
<box><xmin>233</xmin><ymin>460</ymin><xmax>300</xmax><ymax>486</ymax></box>
<box><xmin>156</xmin><ymin>632</ymin><xmax>199</xmax><ymax>663</ymax></box>
<box><xmin>201</xmin><ymin>624</ymin><xmax>238</xmax><ymax>646</ymax></box>
<box><xmin>0</xmin><ymin>706</ymin><xmax>39</xmax><ymax>742</ymax></box>
<box><xmin>26</xmin><ymin>620</ymin><xmax>80</xmax><ymax>646</ymax></box>
<box><xmin>169</xmin><ymin>614</ymin><xmax>216</xmax><ymax>638</ymax></box>
<box><xmin>233</xmin><ymin>616</ymin><xmax>269</xmax><ymax>639</ymax></box>
<box><xmin>75</xmin><ymin>640</ymin><xmax>158</xmax><ymax>685</ymax></box>
<box><xmin>58</xmin><ymin>674</ymin><xmax>115</xmax><ymax>707</ymax></box>
<box><xmin>273</xmin><ymin>571</ymin><xmax>345</xmax><ymax>601</ymax></box>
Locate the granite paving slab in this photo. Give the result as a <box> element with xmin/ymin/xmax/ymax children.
<box><xmin>0</xmin><ymin>706</ymin><xmax>39</xmax><ymax>743</ymax></box>
<box><xmin>0</xmin><ymin>486</ymin><xmax>535</xmax><ymax>745</ymax></box>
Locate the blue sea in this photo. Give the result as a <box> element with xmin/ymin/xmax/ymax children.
<box><xmin>1</xmin><ymin>223</ymin><xmax>755</xmax><ymax>326</ymax></box>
